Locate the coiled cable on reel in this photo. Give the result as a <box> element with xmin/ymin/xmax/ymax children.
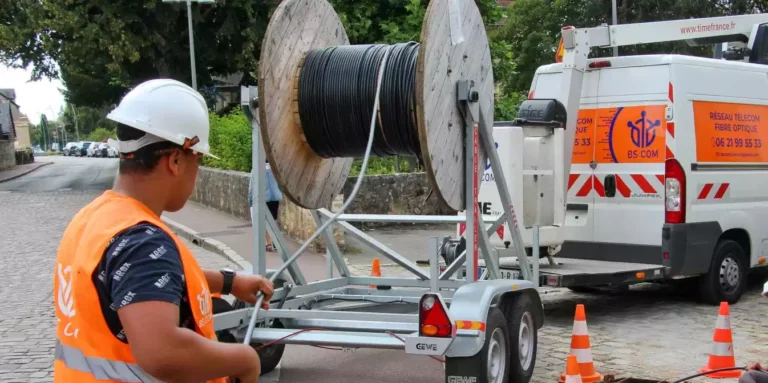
<box><xmin>297</xmin><ymin>42</ymin><xmax>421</xmax><ymax>158</ymax></box>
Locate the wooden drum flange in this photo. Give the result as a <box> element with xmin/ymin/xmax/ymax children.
<box><xmin>259</xmin><ymin>0</ymin><xmax>493</xmax><ymax>211</ymax></box>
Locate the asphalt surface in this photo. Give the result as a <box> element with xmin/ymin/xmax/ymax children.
<box><xmin>0</xmin><ymin>155</ymin><xmax>116</xmax><ymax>192</ymax></box>
<box><xmin>3</xmin><ymin>156</ymin><xmax>768</xmax><ymax>383</ymax></box>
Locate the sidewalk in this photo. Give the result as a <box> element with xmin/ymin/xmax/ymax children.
<box><xmin>0</xmin><ymin>161</ymin><xmax>52</xmax><ymax>183</ymax></box>
<box><xmin>162</xmin><ymin>200</ymin><xmax>446</xmax><ymax>281</ymax></box>
<box><xmin>163</xmin><ymin>200</ymin><xmax>332</xmax><ymax>281</ymax></box>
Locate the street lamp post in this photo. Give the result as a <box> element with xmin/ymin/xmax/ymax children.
<box><xmin>162</xmin><ymin>0</ymin><xmax>215</xmax><ymax>90</ymax></box>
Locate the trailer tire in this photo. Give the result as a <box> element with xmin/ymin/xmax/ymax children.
<box><xmin>213</xmin><ymin>296</ymin><xmax>286</xmax><ymax>375</ymax></box>
<box><xmin>698</xmin><ymin>239</ymin><xmax>747</xmax><ymax>305</ymax></box>
<box><xmin>506</xmin><ymin>294</ymin><xmax>537</xmax><ymax>383</ymax></box>
<box><xmin>232</xmin><ymin>299</ymin><xmax>286</xmax><ymax>375</ymax></box>
<box><xmin>445</xmin><ymin>308</ymin><xmax>510</xmax><ymax>383</ymax></box>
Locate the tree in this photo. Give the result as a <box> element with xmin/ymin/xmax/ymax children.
<box><xmin>58</xmin><ymin>104</ymin><xmax>116</xmax><ymax>140</ymax></box>
<box><xmin>500</xmin><ymin>0</ymin><xmax>763</xmax><ymax>96</ymax></box>
<box><xmin>0</xmin><ymin>0</ymin><xmax>275</xmax><ymax>108</ymax></box>
<box><xmin>330</xmin><ymin>0</ymin><xmax>520</xmax><ymax>118</ymax></box>
<box><xmin>86</xmin><ymin>127</ymin><xmax>117</xmax><ymax>142</ymax></box>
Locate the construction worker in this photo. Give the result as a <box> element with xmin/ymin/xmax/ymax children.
<box><xmin>53</xmin><ymin>79</ymin><xmax>273</xmax><ymax>383</ymax></box>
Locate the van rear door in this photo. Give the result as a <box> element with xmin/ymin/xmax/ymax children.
<box><xmin>591</xmin><ymin>64</ymin><xmax>670</xmax><ymax>264</ymax></box>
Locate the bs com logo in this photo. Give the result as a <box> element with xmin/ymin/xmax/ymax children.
<box><xmin>607</xmin><ymin>106</ymin><xmax>666</xmax><ymax>163</ymax></box>
<box><xmin>628</xmin><ymin>111</ymin><xmax>661</xmax><ymax>149</ymax></box>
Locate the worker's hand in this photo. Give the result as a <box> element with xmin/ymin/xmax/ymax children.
<box><xmin>231</xmin><ymin>274</ymin><xmax>274</xmax><ymax>310</ymax></box>
<box><xmin>747</xmin><ymin>362</ymin><xmax>763</xmax><ymax>371</ymax></box>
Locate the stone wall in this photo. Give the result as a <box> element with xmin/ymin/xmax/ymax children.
<box><xmin>191</xmin><ymin>167</ymin><xmax>454</xmax><ymax>249</ymax></box>
<box><xmin>0</xmin><ymin>141</ymin><xmax>15</xmax><ymax>170</ymax></box>
<box><xmin>342</xmin><ymin>172</ymin><xmax>455</xmax><ymax>227</ymax></box>
<box><xmin>190</xmin><ymin>167</ymin><xmax>344</xmax><ymax>251</ymax></box>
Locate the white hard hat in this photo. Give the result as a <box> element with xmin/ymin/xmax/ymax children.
<box><xmin>107</xmin><ymin>79</ymin><xmax>217</xmax><ymax>158</ymax></box>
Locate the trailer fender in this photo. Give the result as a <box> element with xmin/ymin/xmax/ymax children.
<box><xmin>445</xmin><ymin>279</ymin><xmax>543</xmax><ymax>358</ymax></box>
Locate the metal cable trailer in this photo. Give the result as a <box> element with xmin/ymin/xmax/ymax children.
<box><xmin>211</xmin><ymin>82</ymin><xmax>550</xmax><ymax>383</ymax></box>
<box><xmin>206</xmin><ymin>1</ymin><xmax>556</xmax><ymax>381</ymax></box>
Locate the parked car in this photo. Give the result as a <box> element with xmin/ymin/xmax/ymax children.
<box><xmin>80</xmin><ymin>142</ymin><xmax>93</xmax><ymax>157</ymax></box>
<box><xmin>95</xmin><ymin>143</ymin><xmax>118</xmax><ymax>158</ymax></box>
<box><xmin>86</xmin><ymin>142</ymin><xmax>102</xmax><ymax>157</ymax></box>
<box><xmin>63</xmin><ymin>142</ymin><xmax>78</xmax><ymax>156</ymax></box>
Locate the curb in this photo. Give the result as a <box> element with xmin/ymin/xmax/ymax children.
<box><xmin>0</xmin><ymin>161</ymin><xmax>52</xmax><ymax>183</ymax></box>
<box><xmin>161</xmin><ymin>216</ymin><xmax>254</xmax><ymax>273</ymax></box>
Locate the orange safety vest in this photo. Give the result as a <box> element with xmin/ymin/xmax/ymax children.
<box><xmin>53</xmin><ymin>190</ymin><xmax>227</xmax><ymax>383</ymax></box>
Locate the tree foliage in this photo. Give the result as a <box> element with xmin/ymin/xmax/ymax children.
<box><xmin>86</xmin><ymin>127</ymin><xmax>117</xmax><ymax>142</ymax></box>
<box><xmin>500</xmin><ymin>0</ymin><xmax>768</xmax><ymax>95</ymax></box>
<box><xmin>58</xmin><ymin>104</ymin><xmax>116</xmax><ymax>141</ymax></box>
<box><xmin>0</xmin><ymin>0</ymin><xmax>274</xmax><ymax>108</ymax></box>
<box><xmin>331</xmin><ymin>0</ymin><xmax>521</xmax><ymax>118</ymax></box>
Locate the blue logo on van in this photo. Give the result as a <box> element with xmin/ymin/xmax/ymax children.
<box><xmin>627</xmin><ymin>111</ymin><xmax>660</xmax><ymax>149</ymax></box>
<box><xmin>485</xmin><ymin>142</ymin><xmax>499</xmax><ymax>170</ymax></box>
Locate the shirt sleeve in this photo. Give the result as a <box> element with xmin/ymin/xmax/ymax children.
<box><xmin>103</xmin><ymin>223</ymin><xmax>186</xmax><ymax>310</ymax></box>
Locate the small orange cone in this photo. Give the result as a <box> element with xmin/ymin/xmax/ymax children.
<box><xmin>369</xmin><ymin>258</ymin><xmax>381</xmax><ymax>288</ymax></box>
<box><xmin>699</xmin><ymin>302</ymin><xmax>742</xmax><ymax>378</ymax></box>
<box><xmin>559</xmin><ymin>304</ymin><xmax>602</xmax><ymax>383</ymax></box>
<box><xmin>564</xmin><ymin>354</ymin><xmax>584</xmax><ymax>383</ymax></box>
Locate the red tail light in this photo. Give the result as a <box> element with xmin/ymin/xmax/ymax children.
<box><xmin>665</xmin><ymin>159</ymin><xmax>686</xmax><ymax>223</ymax></box>
<box><xmin>588</xmin><ymin>61</ymin><xmax>612</xmax><ymax>69</ymax></box>
<box><xmin>419</xmin><ymin>294</ymin><xmax>453</xmax><ymax>338</ymax></box>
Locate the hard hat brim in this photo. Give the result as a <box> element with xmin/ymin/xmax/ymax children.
<box><xmin>107</xmin><ymin>111</ymin><xmax>219</xmax><ymax>160</ymax></box>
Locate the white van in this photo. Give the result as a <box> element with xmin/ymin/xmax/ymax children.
<box><xmin>476</xmin><ymin>54</ymin><xmax>768</xmax><ymax>304</ymax></box>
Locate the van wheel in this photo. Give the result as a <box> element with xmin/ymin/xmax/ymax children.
<box><xmin>445</xmin><ymin>308</ymin><xmax>511</xmax><ymax>383</ymax></box>
<box><xmin>698</xmin><ymin>239</ymin><xmax>747</xmax><ymax>305</ymax></box>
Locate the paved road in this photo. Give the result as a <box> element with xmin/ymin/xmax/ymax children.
<box><xmin>3</xmin><ymin>157</ymin><xmax>768</xmax><ymax>383</ymax></box>
<box><xmin>0</xmin><ymin>156</ymin><xmax>117</xmax><ymax>192</ymax></box>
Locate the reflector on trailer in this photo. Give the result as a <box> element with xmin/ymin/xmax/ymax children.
<box><xmin>419</xmin><ymin>293</ymin><xmax>454</xmax><ymax>338</ymax></box>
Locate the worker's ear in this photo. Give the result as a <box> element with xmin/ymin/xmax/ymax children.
<box><xmin>167</xmin><ymin>150</ymin><xmax>183</xmax><ymax>176</ymax></box>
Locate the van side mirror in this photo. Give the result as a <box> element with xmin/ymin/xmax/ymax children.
<box><xmin>749</xmin><ymin>22</ymin><xmax>768</xmax><ymax>64</ymax></box>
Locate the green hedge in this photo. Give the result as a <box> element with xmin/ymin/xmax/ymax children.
<box><xmin>204</xmin><ymin>109</ymin><xmax>253</xmax><ymax>172</ymax></box>
<box><xmin>203</xmin><ymin>110</ymin><xmax>423</xmax><ymax>176</ymax></box>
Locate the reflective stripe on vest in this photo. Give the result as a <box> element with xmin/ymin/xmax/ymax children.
<box><xmin>55</xmin><ymin>340</ymin><xmax>161</xmax><ymax>383</ymax></box>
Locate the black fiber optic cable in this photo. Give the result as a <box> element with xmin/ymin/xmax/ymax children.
<box><xmin>297</xmin><ymin>43</ymin><xmax>422</xmax><ymax>159</ymax></box>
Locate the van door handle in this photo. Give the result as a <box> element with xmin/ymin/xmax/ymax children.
<box><xmin>604</xmin><ymin>175</ymin><xmax>616</xmax><ymax>198</ymax></box>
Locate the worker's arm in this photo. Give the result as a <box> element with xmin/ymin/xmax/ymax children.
<box><xmin>203</xmin><ymin>270</ymin><xmax>274</xmax><ymax>310</ymax></box>
<box><xmin>103</xmin><ymin>223</ymin><xmax>261</xmax><ymax>382</ymax></box>
<box><xmin>118</xmin><ymin>301</ymin><xmax>260</xmax><ymax>382</ymax></box>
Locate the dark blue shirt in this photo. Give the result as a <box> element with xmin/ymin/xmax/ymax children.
<box><xmin>91</xmin><ymin>222</ymin><xmax>194</xmax><ymax>342</ymax></box>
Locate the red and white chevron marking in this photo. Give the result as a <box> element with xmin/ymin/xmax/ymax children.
<box><xmin>567</xmin><ymin>173</ymin><xmax>664</xmax><ymax>198</ymax></box>
<box><xmin>697</xmin><ymin>183</ymin><xmax>730</xmax><ymax>200</ymax></box>
<box><xmin>568</xmin><ymin>174</ymin><xmax>601</xmax><ymax>198</ymax></box>
<box><xmin>614</xmin><ymin>174</ymin><xmax>665</xmax><ymax>197</ymax></box>
<box><xmin>666</xmin><ymin>121</ymin><xmax>675</xmax><ymax>159</ymax></box>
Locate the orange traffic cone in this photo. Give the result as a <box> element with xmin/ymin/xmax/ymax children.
<box><xmin>699</xmin><ymin>302</ymin><xmax>742</xmax><ymax>378</ymax></box>
<box><xmin>564</xmin><ymin>354</ymin><xmax>584</xmax><ymax>383</ymax></box>
<box><xmin>559</xmin><ymin>304</ymin><xmax>602</xmax><ymax>383</ymax></box>
<box><xmin>369</xmin><ymin>258</ymin><xmax>381</xmax><ymax>288</ymax></box>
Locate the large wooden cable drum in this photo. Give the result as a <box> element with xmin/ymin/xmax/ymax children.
<box><xmin>258</xmin><ymin>0</ymin><xmax>493</xmax><ymax>211</ymax></box>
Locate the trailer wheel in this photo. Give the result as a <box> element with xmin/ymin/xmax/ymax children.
<box><xmin>698</xmin><ymin>239</ymin><xmax>747</xmax><ymax>305</ymax></box>
<box><xmin>445</xmin><ymin>308</ymin><xmax>510</xmax><ymax>383</ymax></box>
<box><xmin>232</xmin><ymin>299</ymin><xmax>286</xmax><ymax>375</ymax></box>
<box><xmin>506</xmin><ymin>294</ymin><xmax>537</xmax><ymax>383</ymax></box>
